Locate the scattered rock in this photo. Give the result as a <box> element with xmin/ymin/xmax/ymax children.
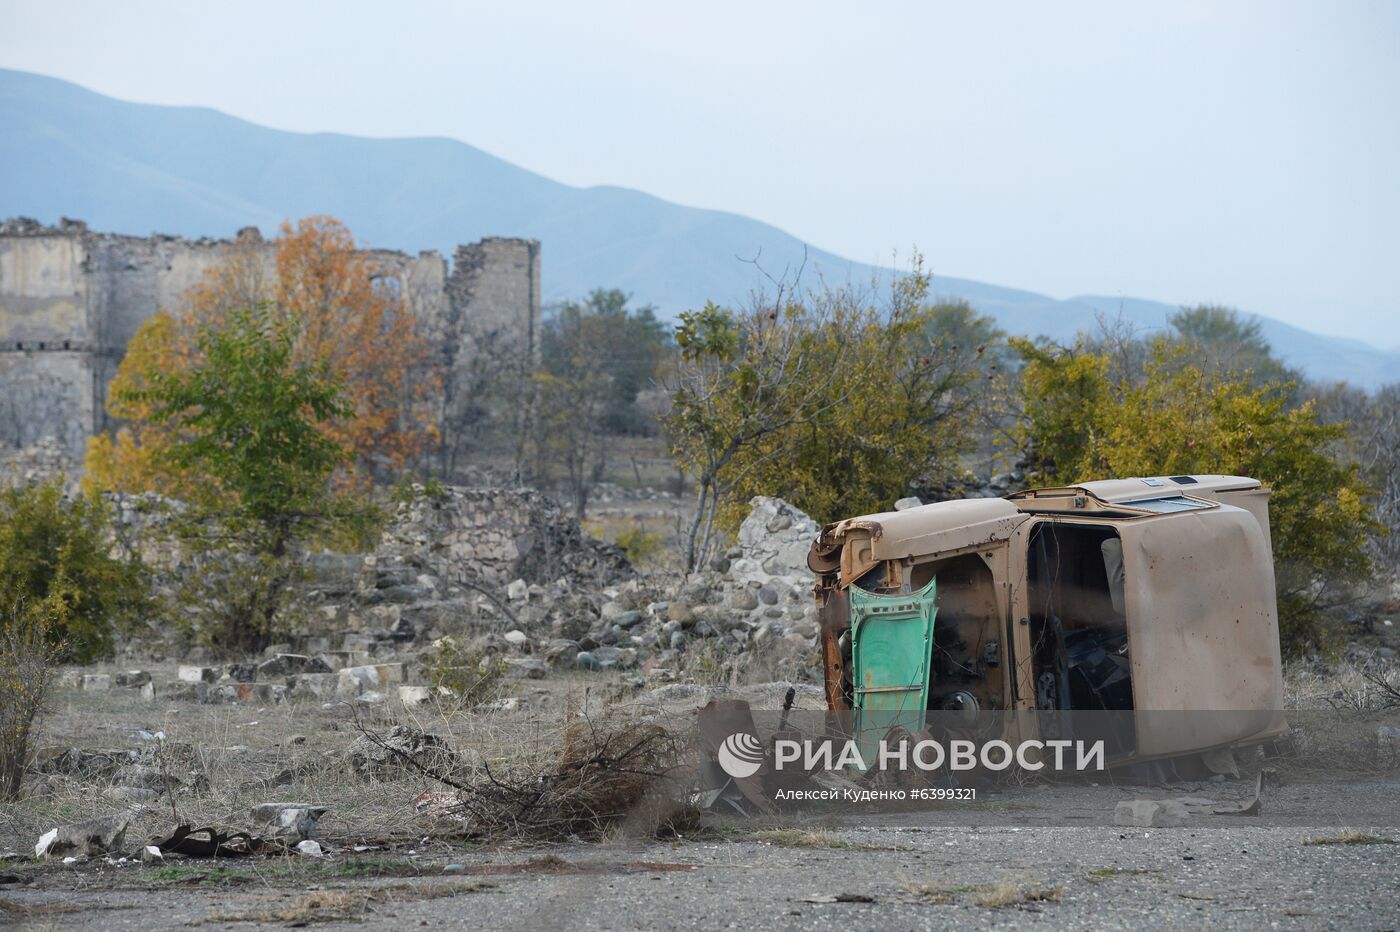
<box><xmin>289</xmin><ymin>673</ymin><xmax>339</xmax><ymax>700</ymax></box>
<box><xmin>1114</xmin><ymin>799</ymin><xmax>1190</xmax><ymax>827</ymax></box>
<box><xmin>115</xmin><ymin>764</ymin><xmax>179</xmax><ymax>791</ymax></box>
<box><xmin>178</xmin><ymin>666</ymin><xmax>218</xmax><ymax>684</ymax></box>
<box><xmin>506</xmin><ymin>658</ymin><xmax>548</xmax><ymax>679</ymax></box>
<box><xmin>399</xmin><ymin>685</ymin><xmax>434</xmax><ymax>707</ymax></box>
<box><xmin>735</xmin><ymin>496</ymin><xmax>821</xmax><ymax>581</ymax></box>
<box><xmin>35</xmin><ymin>815</ymin><xmax>130</xmax><ymax>858</ymax></box>
<box><xmin>730</xmin><ymin>589</ymin><xmax>759</xmax><ymax>611</ymax></box>
<box><xmin>348</xmin><ymin>725</ymin><xmax>457</xmax><ymax>779</ymax></box>
<box><xmin>226</xmin><ymin>663</ymin><xmax>257</xmax><ymax>683</ymax></box>
<box><xmin>113</xmin><ymin>681</ymin><xmax>157</xmax><ymax>701</ymax></box>
<box><xmin>224</xmin><ymin>683</ymin><xmax>288</xmax><ymax>704</ymax></box>
<box><xmin>104</xmin><ymin>786</ymin><xmax>159</xmax><ymax>806</ymax></box>
<box><xmin>544</xmin><ymin>639</ymin><xmax>580</xmax><ymax>668</ymax></box>
<box><xmin>251</xmin><ymin>803</ymin><xmax>328</xmax><ymax>840</ymax></box>
<box><xmin>256</xmin><ymin>654</ymin><xmax>311</xmax><ymax>678</ymax></box>
<box><xmin>337</xmin><ymin>663</ymin><xmax>406</xmax><ymax>696</ymax></box>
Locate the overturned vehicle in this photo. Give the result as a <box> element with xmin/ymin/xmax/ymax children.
<box><xmin>808</xmin><ymin>475</ymin><xmax>1286</xmax><ymax>775</ymax></box>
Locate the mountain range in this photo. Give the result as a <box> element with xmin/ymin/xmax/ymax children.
<box><xmin>1</xmin><ymin>67</ymin><xmax>1395</xmax><ymax>388</ymax></box>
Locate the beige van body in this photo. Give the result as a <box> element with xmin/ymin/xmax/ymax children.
<box><xmin>809</xmin><ymin>475</ymin><xmax>1286</xmax><ymax>764</ymax></box>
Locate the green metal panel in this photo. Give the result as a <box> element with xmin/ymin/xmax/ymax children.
<box><xmin>850</xmin><ymin>578</ymin><xmax>937</xmax><ymax>762</ymax></box>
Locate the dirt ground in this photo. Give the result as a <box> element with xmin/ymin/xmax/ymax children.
<box><xmin>3</xmin><ymin>667</ymin><xmax>1400</xmax><ymax>930</ymax></box>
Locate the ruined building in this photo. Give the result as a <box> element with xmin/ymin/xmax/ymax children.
<box><xmin>0</xmin><ymin>218</ymin><xmax>540</xmax><ymax>462</ymax></box>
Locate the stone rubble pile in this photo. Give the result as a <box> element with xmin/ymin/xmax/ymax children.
<box><xmin>376</xmin><ymin>485</ymin><xmax>632</xmax><ymax>589</ymax></box>
<box><xmin>507</xmin><ymin>495</ymin><xmax>825</xmax><ymax>679</ymax></box>
<box><xmin>84</xmin><ymin>488</ymin><xmax>831</xmax><ymax>707</ymax></box>
<box><xmin>910</xmin><ymin>466</ymin><xmax>1029</xmax><ymax>504</ymax></box>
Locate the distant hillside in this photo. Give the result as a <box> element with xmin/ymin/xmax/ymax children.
<box><xmin>1</xmin><ymin>68</ymin><xmax>1395</xmax><ymax>387</ymax></box>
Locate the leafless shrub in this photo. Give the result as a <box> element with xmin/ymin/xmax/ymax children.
<box><xmin>403</xmin><ymin>711</ymin><xmax>694</xmax><ymax>841</ymax></box>
<box><xmin>1284</xmin><ymin>657</ymin><xmax>1400</xmax><ymax>713</ymax></box>
<box><xmin>1361</xmin><ymin>666</ymin><xmax>1400</xmax><ymax>711</ymax></box>
<box><xmin>0</xmin><ymin>603</ymin><xmax>62</xmax><ymax>801</ymax></box>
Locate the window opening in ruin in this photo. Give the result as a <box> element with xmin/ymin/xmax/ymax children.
<box><xmin>370</xmin><ymin>274</ymin><xmax>403</xmax><ymax>302</ymax></box>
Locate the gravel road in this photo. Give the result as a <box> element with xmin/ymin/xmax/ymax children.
<box><xmin>5</xmin><ymin>775</ymin><xmax>1397</xmax><ymax>930</ymax></box>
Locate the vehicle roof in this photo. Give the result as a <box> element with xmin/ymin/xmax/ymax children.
<box><xmin>822</xmin><ymin>497</ymin><xmax>1027</xmax><ymax>560</ymax></box>
<box><xmin>817</xmin><ymin>476</ymin><xmax>1264</xmax><ymax>561</ymax></box>
<box><xmin>1019</xmin><ymin>474</ymin><xmax>1261</xmax><ymax>504</ymax></box>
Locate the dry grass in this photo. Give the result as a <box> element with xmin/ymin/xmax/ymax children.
<box><xmin>201</xmin><ymin>880</ymin><xmax>494</xmax><ymax>925</ymax></box>
<box><xmin>750</xmin><ymin>829</ymin><xmax>855</xmax><ymax>849</ymax></box>
<box><xmin>898</xmin><ymin>879</ymin><xmax>972</xmax><ymax>904</ymax></box>
<box><xmin>1302</xmin><ymin>829</ymin><xmax>1396</xmax><ymax>846</ymax></box>
<box><xmin>896</xmin><ymin>875</ymin><xmax>1061</xmax><ymax>907</ymax></box>
<box><xmin>973</xmin><ymin>880</ymin><xmax>1063</xmax><ymax>909</ymax></box>
<box><xmin>0</xmin><ymin>896</ymin><xmax>82</xmax><ymax>919</ymax></box>
<box><xmin>1085</xmin><ymin>866</ymin><xmax>1158</xmax><ymax>881</ymax></box>
<box><xmin>0</xmin><ymin>661</ymin><xmax>638</xmax><ymax>854</ymax></box>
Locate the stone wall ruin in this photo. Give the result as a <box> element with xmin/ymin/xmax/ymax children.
<box><xmin>0</xmin><ymin>217</ymin><xmax>541</xmax><ymax>462</ymax></box>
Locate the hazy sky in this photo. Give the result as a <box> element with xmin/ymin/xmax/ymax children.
<box><xmin>2</xmin><ymin>0</ymin><xmax>1397</xmax><ymax>345</ymax></box>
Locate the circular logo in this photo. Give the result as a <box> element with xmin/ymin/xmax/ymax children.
<box><xmin>717</xmin><ymin>732</ymin><xmax>764</xmax><ymax>779</ymax></box>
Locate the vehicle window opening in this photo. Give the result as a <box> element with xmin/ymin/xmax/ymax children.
<box><xmin>911</xmin><ymin>554</ymin><xmax>1002</xmax><ymax>715</ymax></box>
<box><xmin>1027</xmin><ymin>522</ymin><xmax>1135</xmax><ymax>753</ymax></box>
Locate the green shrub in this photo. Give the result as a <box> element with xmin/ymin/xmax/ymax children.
<box><xmin>614</xmin><ymin>527</ymin><xmax>665</xmax><ymax>565</ymax></box>
<box><xmin>422</xmin><ymin>636</ymin><xmax>508</xmax><ymax>707</ymax></box>
<box><xmin>0</xmin><ymin>479</ymin><xmax>148</xmax><ymax>662</ymax></box>
<box><xmin>168</xmin><ymin>549</ymin><xmax>304</xmax><ymax>658</ymax></box>
<box><xmin>1013</xmin><ymin>336</ymin><xmax>1377</xmax><ymax>655</ymax></box>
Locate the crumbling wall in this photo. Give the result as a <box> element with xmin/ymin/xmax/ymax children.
<box><xmin>0</xmin><ymin>436</ymin><xmax>79</xmax><ymax>490</ymax></box>
<box><xmin>0</xmin><ymin>351</ymin><xmax>95</xmax><ymax>454</ymax></box>
<box><xmin>447</xmin><ymin>238</ymin><xmax>540</xmax><ymax>363</ymax></box>
<box><xmin>0</xmin><ymin>223</ymin><xmax>90</xmax><ymax>346</ymax></box>
<box><xmin>376</xmin><ymin>485</ymin><xmax>630</xmax><ymax>589</ymax></box>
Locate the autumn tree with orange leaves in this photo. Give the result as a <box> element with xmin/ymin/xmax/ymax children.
<box><xmin>87</xmin><ymin>217</ymin><xmax>436</xmax><ymax>495</ymax></box>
